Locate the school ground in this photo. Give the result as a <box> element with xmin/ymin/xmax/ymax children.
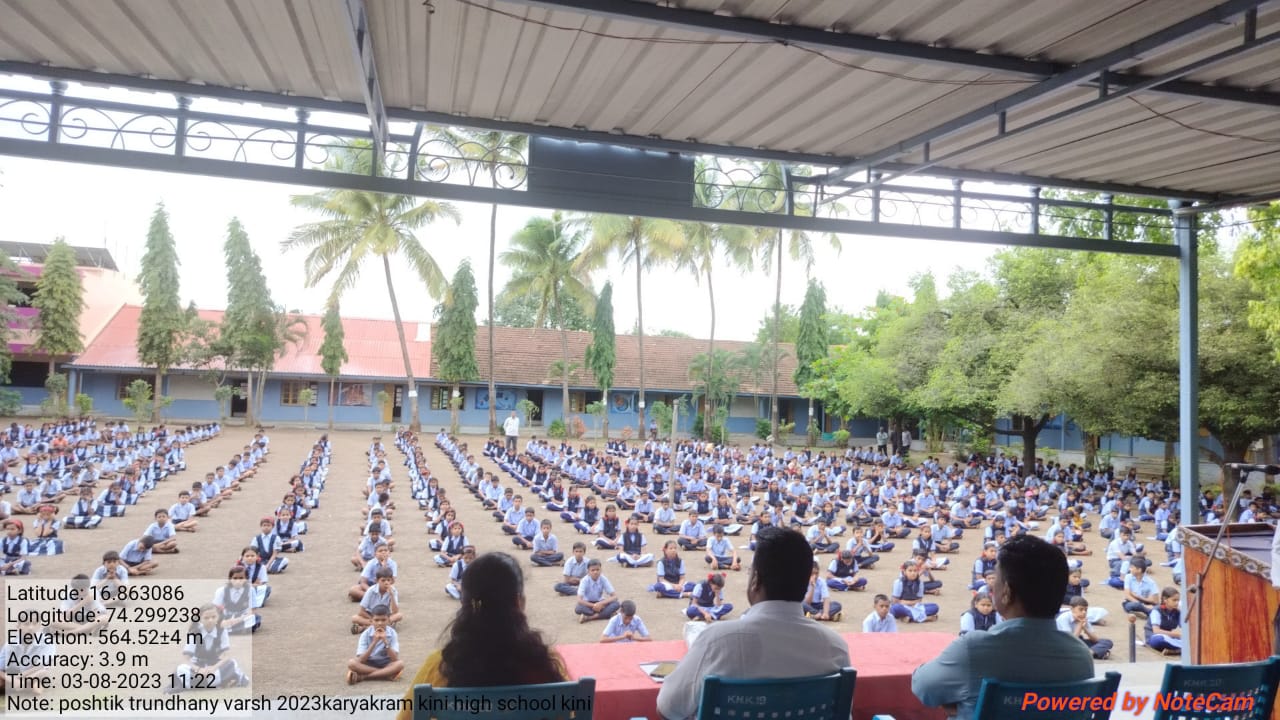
<box><xmin>7</xmin><ymin>424</ymin><xmax>1181</xmax><ymax>707</ymax></box>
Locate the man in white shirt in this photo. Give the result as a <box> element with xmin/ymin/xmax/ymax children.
<box><xmin>656</xmin><ymin>527</ymin><xmax>850</xmax><ymax>720</ymax></box>
<box><xmin>502</xmin><ymin>411</ymin><xmax>520</xmax><ymax>455</ymax></box>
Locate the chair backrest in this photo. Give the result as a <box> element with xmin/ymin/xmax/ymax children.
<box><xmin>695</xmin><ymin>667</ymin><xmax>856</xmax><ymax>719</ymax></box>
<box><xmin>413</xmin><ymin>678</ymin><xmax>596</xmax><ymax>720</ymax></box>
<box><xmin>1152</xmin><ymin>657</ymin><xmax>1280</xmax><ymax>720</ymax></box>
<box><xmin>972</xmin><ymin>671</ymin><xmax>1121</xmax><ymax>720</ymax></box>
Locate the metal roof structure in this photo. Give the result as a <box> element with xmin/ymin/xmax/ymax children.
<box><xmin>0</xmin><ymin>240</ymin><xmax>118</xmax><ymax>270</ymax></box>
<box><xmin>0</xmin><ymin>0</ymin><xmax>1277</xmax><ymax>205</ymax></box>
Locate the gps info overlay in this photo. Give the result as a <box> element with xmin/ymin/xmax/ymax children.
<box><xmin>5</xmin><ymin>578</ymin><xmax>254</xmax><ymax>717</ymax></box>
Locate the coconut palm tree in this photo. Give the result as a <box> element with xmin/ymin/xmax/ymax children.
<box><xmin>578</xmin><ymin>215</ymin><xmax>684</xmax><ymax>435</ymax></box>
<box><xmin>501</xmin><ymin>212</ymin><xmax>595</xmax><ymax>424</ymax></box>
<box><xmin>285</xmin><ymin>145</ymin><xmax>460</xmax><ymax>432</ymax></box>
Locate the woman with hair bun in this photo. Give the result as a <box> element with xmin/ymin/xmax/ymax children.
<box><xmin>396</xmin><ymin>552</ymin><xmax>566</xmax><ymax>719</ymax></box>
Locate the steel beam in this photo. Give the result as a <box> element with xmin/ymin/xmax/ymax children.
<box><xmin>817</xmin><ymin>0</ymin><xmax>1268</xmax><ymax>185</ymax></box>
<box><xmin>1174</xmin><ymin>201</ymin><xmax>1200</xmax><ymax>527</ymax></box>
<box><xmin>340</xmin><ymin>0</ymin><xmax>389</xmax><ymax>156</ymax></box>
<box><xmin>0</xmin><ymin>136</ymin><xmax>1181</xmax><ymax>259</ymax></box>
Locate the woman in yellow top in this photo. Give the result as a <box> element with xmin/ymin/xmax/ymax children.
<box><xmin>396</xmin><ymin>552</ymin><xmax>567</xmax><ymax>720</ymax></box>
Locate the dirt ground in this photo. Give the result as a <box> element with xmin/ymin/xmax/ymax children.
<box><xmin>8</xmin><ymin>425</ymin><xmax>1170</xmax><ymax>699</ymax></box>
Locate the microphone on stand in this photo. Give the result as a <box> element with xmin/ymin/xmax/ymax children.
<box><xmin>1224</xmin><ymin>463</ymin><xmax>1280</xmax><ymax>475</ymax></box>
<box><xmin>1187</xmin><ymin>464</ymin><xmax>1263</xmax><ymax>662</ymax></box>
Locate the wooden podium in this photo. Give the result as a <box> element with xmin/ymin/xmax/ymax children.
<box><xmin>1182</xmin><ymin>523</ymin><xmax>1279</xmax><ymax>664</ymax></box>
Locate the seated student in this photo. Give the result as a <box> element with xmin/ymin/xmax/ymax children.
<box><xmin>351</xmin><ymin>543</ymin><xmax>398</xmax><ymax>601</ymax></box>
<box><xmin>13</xmin><ymin>478</ymin><xmax>42</xmax><ymax>514</ymax></box>
<box><xmin>1106</xmin><ymin>528</ymin><xmax>1138</xmax><ymax>579</ymax></box>
<box><xmin>434</xmin><ymin>522</ymin><xmax>470</xmax><ymax>567</ymax></box>
<box><xmin>572</xmin><ymin>497</ymin><xmax>601</xmax><ymax>535</ymax></box>
<box><xmin>960</xmin><ymin>592</ymin><xmax>1001</xmax><ymax>635</ymax></box>
<box><xmin>65</xmin><ymin>487</ymin><xmax>103</xmax><ymax>529</ymax></box>
<box><xmin>511</xmin><ymin>508</ymin><xmax>541</xmax><ymax>550</ymax></box>
<box><xmin>650</xmin><ymin>541</ymin><xmax>692</xmax><ymax>599</ymax></box>
<box><xmin>864</xmin><ymin>518</ymin><xmax>897</xmax><ymax>553</ymax></box>
<box><xmin>1121</xmin><ymin>557</ymin><xmax>1159</xmax><ymax>615</ymax></box>
<box><xmin>445</xmin><ymin>546</ymin><xmax>477</xmax><ymax>600</ymax></box>
<box><xmin>0</xmin><ymin>616</ymin><xmax>55</xmax><ymax>693</ymax></box>
<box><xmin>1143</xmin><ymin>586</ymin><xmax>1182</xmax><ymax>656</ymax></box>
<box><xmin>804</xmin><ymin>562</ymin><xmax>842</xmax><ymax>622</ymax></box>
<box><xmin>250</xmin><ymin>517</ymin><xmax>289</xmax><ymax>575</ymax></box>
<box><xmin>346</xmin><ymin>604</ymin><xmax>404</xmax><ymax>685</ymax></box>
<box><xmin>170</xmin><ymin>604</ymin><xmax>249</xmax><ymax>692</ymax></box>
<box><xmin>189</xmin><ymin>480</ymin><xmax>216</xmax><ymax>516</ymax></box>
<box><xmin>120</xmin><ymin>534</ymin><xmax>158</xmax><ymax>576</ymax></box>
<box><xmin>30</xmin><ymin>504</ymin><xmax>63</xmax><ymax>555</ymax></box>
<box><xmin>842</xmin><ymin>532</ymin><xmax>880</xmax><ymax>570</ymax></box>
<box><xmin>553</xmin><ymin>542</ymin><xmax>589</xmax><ymax>596</ymax></box>
<box><xmin>237</xmin><ymin>546</ymin><xmax>271</xmax><ymax>609</ymax></box>
<box><xmin>704</xmin><ymin>525</ymin><xmax>740</xmax><ymax>571</ymax></box>
<box><xmin>352</xmin><ymin>569</ymin><xmax>403</xmax><ymax>633</ymax></box>
<box><xmin>911</xmin><ymin>549</ymin><xmax>946</xmax><ymax>594</ymax></box>
<box><xmin>49</xmin><ymin>574</ymin><xmax>108</xmax><ymax>635</ymax></box>
<box><xmin>863</xmin><ymin>594</ymin><xmax>898</xmax><ymax>633</ymax></box>
<box><xmin>890</xmin><ymin>562</ymin><xmax>939</xmax><ymax>623</ymax></box>
<box><xmin>677</xmin><ymin>510</ymin><xmax>708</xmax><ymax>551</ymax></box>
<box><xmin>632</xmin><ymin>494</ymin><xmax>655</xmax><ymax>523</ymax></box>
<box><xmin>499</xmin><ymin>493</ymin><xmax>525</xmax><ymax>531</ymax></box>
<box><xmin>91</xmin><ymin>549</ymin><xmax>129</xmax><ymax>600</ymax></box>
<box><xmin>1058</xmin><ymin>596</ymin><xmax>1112</xmax><ymax>660</ymax></box>
<box><xmin>970</xmin><ymin>542</ymin><xmax>999</xmax><ymax>591</ymax></box>
<box><xmin>272</xmin><ymin>509</ymin><xmax>305</xmax><ymax>551</ymax></box>
<box><xmin>916</xmin><ymin>524</ymin><xmax>958</xmax><ymax>555</ymax></box>
<box><xmin>593</xmin><ymin>504</ymin><xmax>623</xmax><ymax>550</ymax></box>
<box><xmin>144</xmin><ymin>508</ymin><xmax>179</xmax><ymax>554</ymax></box>
<box><xmin>365</xmin><ymin>508</ymin><xmax>395</xmax><ymax>550</ymax></box>
<box><xmin>685</xmin><ymin>572</ymin><xmax>733</xmax><ymax>622</ymax></box>
<box><xmin>167</xmin><ymin>490</ymin><xmax>199</xmax><ymax>532</ymax></box>
<box><xmin>600</xmin><ymin>600</ymin><xmax>652</xmax><ymax>643</ymax></box>
<box><xmin>530</xmin><ymin>520</ymin><xmax>565</xmax><ymax>567</ymax></box>
<box><xmin>653</xmin><ymin>498</ymin><xmax>679</xmax><ymax>535</ymax></box>
<box><xmin>616</xmin><ymin>516</ymin><xmax>654</xmax><ymax>568</ymax></box>
<box><xmin>575</xmin><ymin>559</ymin><xmax>620</xmax><ymax>623</ymax></box>
<box><xmin>214</xmin><ymin>566</ymin><xmax>262</xmax><ymax>634</ymax></box>
<box><xmin>352</xmin><ymin>526</ymin><xmax>387</xmax><ymax>570</ymax></box>
<box><xmin>826</xmin><ymin>550</ymin><xmax>867</xmax><ymax>591</ymax></box>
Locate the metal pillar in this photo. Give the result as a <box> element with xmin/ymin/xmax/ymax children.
<box><xmin>1175</xmin><ymin>200</ymin><xmax>1199</xmax><ymax>527</ymax></box>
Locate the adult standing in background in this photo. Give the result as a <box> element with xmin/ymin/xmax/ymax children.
<box><xmin>876</xmin><ymin>427</ymin><xmax>889</xmax><ymax>455</ymax></box>
<box><xmin>912</xmin><ymin>535</ymin><xmax>1093</xmax><ymax>718</ymax></box>
<box><xmin>656</xmin><ymin>527</ymin><xmax>850</xmax><ymax>720</ymax></box>
<box><xmin>900</xmin><ymin>427</ymin><xmax>912</xmax><ymax>456</ymax></box>
<box><xmin>503</xmin><ymin>411</ymin><xmax>520</xmax><ymax>455</ymax></box>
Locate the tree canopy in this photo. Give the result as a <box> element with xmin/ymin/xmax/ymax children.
<box><xmin>32</xmin><ymin>237</ymin><xmax>86</xmax><ymax>365</ymax></box>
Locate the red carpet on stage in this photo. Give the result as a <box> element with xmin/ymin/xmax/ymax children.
<box><xmin>557</xmin><ymin>632</ymin><xmax>953</xmax><ymax>720</ymax></box>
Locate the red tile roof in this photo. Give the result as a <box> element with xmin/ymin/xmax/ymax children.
<box><xmin>71</xmin><ymin>305</ymin><xmax>432</xmax><ymax>380</ymax></box>
<box><xmin>432</xmin><ymin>325</ymin><xmax>800</xmax><ymax>396</ymax></box>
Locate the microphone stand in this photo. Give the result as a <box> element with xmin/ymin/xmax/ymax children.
<box><xmin>1187</xmin><ymin>469</ymin><xmax>1250</xmax><ymax>663</ymax></box>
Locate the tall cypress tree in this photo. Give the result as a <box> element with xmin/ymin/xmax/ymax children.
<box><xmin>435</xmin><ymin>261</ymin><xmax>479</xmax><ymax>435</ymax></box>
<box><xmin>585</xmin><ymin>281</ymin><xmax>616</xmax><ymax>440</ymax></box>
<box><xmin>221</xmin><ymin>218</ymin><xmax>276</xmax><ymax>424</ymax></box>
<box><xmin>319</xmin><ymin>301</ymin><xmax>349</xmax><ymax>430</ymax></box>
<box><xmin>33</xmin><ymin>238</ymin><xmax>87</xmax><ymax>398</ymax></box>
<box><xmin>136</xmin><ymin>203</ymin><xmax>184</xmax><ymax>421</ymax></box>
<box><xmin>795</xmin><ymin>279</ymin><xmax>829</xmax><ymax>444</ymax></box>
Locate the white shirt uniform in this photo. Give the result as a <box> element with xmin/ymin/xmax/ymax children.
<box><xmin>656</xmin><ymin>600</ymin><xmax>850</xmax><ymax>720</ymax></box>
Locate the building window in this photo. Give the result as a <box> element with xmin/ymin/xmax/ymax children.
<box><xmin>568</xmin><ymin>391</ymin><xmax>586</xmax><ymax>414</ymax></box>
<box><xmin>116</xmin><ymin>375</ymin><xmax>153</xmax><ymax>400</ymax></box>
<box><xmin>430</xmin><ymin>386</ymin><xmax>452</xmax><ymax>411</ymax></box>
<box><xmin>336</xmin><ymin>382</ymin><xmax>372</xmax><ymax>406</ymax></box>
<box><xmin>280</xmin><ymin>381</ymin><xmax>318</xmax><ymax>406</ymax></box>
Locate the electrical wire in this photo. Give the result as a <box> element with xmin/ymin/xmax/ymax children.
<box><xmin>1127</xmin><ymin>96</ymin><xmax>1280</xmax><ymax>144</ymax></box>
<box><xmin>454</xmin><ymin>0</ymin><xmax>1036</xmax><ymax>87</ymax></box>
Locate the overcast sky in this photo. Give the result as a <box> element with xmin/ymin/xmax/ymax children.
<box><xmin>0</xmin><ymin>155</ymin><xmax>996</xmax><ymax>343</ymax></box>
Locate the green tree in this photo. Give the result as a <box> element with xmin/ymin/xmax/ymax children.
<box><xmin>1234</xmin><ymin>202</ymin><xmax>1280</xmax><ymax>360</ymax></box>
<box><xmin>0</xmin><ymin>254</ymin><xmax>27</xmax><ymax>384</ymax></box>
<box><xmin>435</xmin><ymin>261</ymin><xmax>480</xmax><ymax>435</ymax></box>
<box><xmin>32</xmin><ymin>238</ymin><xmax>86</xmax><ymax>407</ymax></box>
<box><xmin>492</xmin><ymin>291</ymin><xmax>592</xmax><ymax>330</ymax></box>
<box><xmin>221</xmin><ymin>218</ymin><xmax>276</xmax><ymax>425</ymax></box>
<box><xmin>584</xmin><ymin>282</ymin><xmax>617</xmax><ymax>440</ymax></box>
<box><xmin>580</xmin><ymin>214</ymin><xmax>684</xmax><ymax>435</ymax></box>
<box><xmin>135</xmin><ymin>203</ymin><xmax>185</xmax><ymax>421</ymax></box>
<box><xmin>319</xmin><ymin>301</ymin><xmax>349</xmax><ymax>430</ymax></box>
<box><xmin>794</xmin><ymin>279</ymin><xmax>830</xmax><ymax>445</ymax></box>
<box><xmin>286</xmin><ymin>145</ymin><xmax>461</xmax><ymax>432</ymax></box>
<box><xmin>502</xmin><ymin>212</ymin><xmax>595</xmax><ymax>424</ymax></box>
<box><xmin>689</xmin><ymin>348</ymin><xmax>743</xmax><ymax>437</ymax></box>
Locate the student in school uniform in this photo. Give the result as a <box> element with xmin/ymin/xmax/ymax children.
<box><xmin>213</xmin><ymin>566</ymin><xmax>262</xmax><ymax>634</ymax></box>
<box><xmin>90</xmin><ymin>550</ymin><xmax>128</xmax><ymax>599</ymax></box>
<box><xmin>352</xmin><ymin>543</ymin><xmax>398</xmax><ymax>601</ymax></box>
<box><xmin>960</xmin><ymin>592</ymin><xmax>1002</xmax><ymax>635</ymax></box>
<box><xmin>345</xmin><ymin>604</ymin><xmax>404</xmax><ymax>685</ymax></box>
<box><xmin>30</xmin><ymin>504</ymin><xmax>63</xmax><ymax>556</ymax></box>
<box><xmin>826</xmin><ymin>550</ymin><xmax>867</xmax><ymax>591</ymax></box>
<box><xmin>1121</xmin><ymin>558</ymin><xmax>1160</xmax><ymax>615</ymax></box>
<box><xmin>237</xmin><ymin>546</ymin><xmax>271</xmax><ymax>609</ymax></box>
<box><xmin>685</xmin><ymin>572</ymin><xmax>733</xmax><ymax>622</ymax></box>
<box><xmin>170</xmin><ymin>604</ymin><xmax>249</xmax><ymax>692</ymax></box>
<box><xmin>352</xmin><ymin>568</ymin><xmax>403</xmax><ymax>633</ymax></box>
<box><xmin>0</xmin><ymin>519</ymin><xmax>31</xmax><ymax>575</ymax></box>
<box><xmin>272</xmin><ymin>509</ymin><xmax>305</xmax><ymax>551</ymax></box>
<box><xmin>677</xmin><ymin>510</ymin><xmax>708</xmax><ymax>551</ymax></box>
<box><xmin>616</xmin><ymin>516</ymin><xmax>654</xmax><ymax>568</ymax></box>
<box><xmin>648</xmin><ymin>540</ymin><xmax>691</xmax><ymax>599</ymax></box>
<box><xmin>168</xmin><ymin>490</ymin><xmax>199</xmax><ymax>532</ymax></box>
<box><xmin>600</xmin><ymin>600</ymin><xmax>652</xmax><ymax>643</ymax></box>
<box><xmin>554</xmin><ymin>543</ymin><xmax>589</xmax><ymax>596</ymax></box>
<box><xmin>703</xmin><ymin>525</ymin><xmax>740</xmax><ymax>571</ymax></box>
<box><xmin>890</xmin><ymin>562</ymin><xmax>939</xmax><ymax>623</ymax></box>
<box><xmin>352</xmin><ymin>526</ymin><xmax>387</xmax><ymax>570</ymax></box>
<box><xmin>653</xmin><ymin>498</ymin><xmax>679</xmax><ymax>535</ymax></box>
<box><xmin>804</xmin><ymin>562</ymin><xmax>842</xmax><ymax>621</ymax></box>
<box><xmin>64</xmin><ymin>488</ymin><xmax>103</xmax><ymax>529</ymax></box>
<box><xmin>1143</xmin><ymin>587</ymin><xmax>1182</xmax><ymax>656</ymax></box>
<box><xmin>863</xmin><ymin>594</ymin><xmax>898</xmax><ymax>633</ymax></box>
<box><xmin>511</xmin><ymin>508</ymin><xmax>541</xmax><ymax>550</ymax></box>
<box><xmin>445</xmin><ymin>545</ymin><xmax>477</xmax><ymax>600</ymax></box>
<box><xmin>251</xmin><ymin>518</ymin><xmax>288</xmax><ymax>575</ymax></box>
<box><xmin>575</xmin><ymin>559</ymin><xmax>621</xmax><ymax>623</ymax></box>
<box><xmin>1058</xmin><ymin>597</ymin><xmax>1112</xmax><ymax>659</ymax></box>
<box><xmin>144</xmin><ymin>509</ymin><xmax>179</xmax><ymax>554</ymax></box>
<box><xmin>530</xmin><ymin>520</ymin><xmax>565</xmax><ymax>567</ymax></box>
<box><xmin>120</xmin><ymin>535</ymin><xmax>158</xmax><ymax>575</ymax></box>
<box><xmin>434</xmin><ymin>522</ymin><xmax>470</xmax><ymax>567</ymax></box>
<box><xmin>593</xmin><ymin>504</ymin><xmax>624</xmax><ymax>550</ymax></box>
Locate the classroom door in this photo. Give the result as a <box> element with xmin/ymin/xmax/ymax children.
<box><xmin>381</xmin><ymin>384</ymin><xmax>396</xmax><ymax>424</ymax></box>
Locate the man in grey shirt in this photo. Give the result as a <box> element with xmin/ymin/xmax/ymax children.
<box><xmin>912</xmin><ymin>535</ymin><xmax>1094</xmax><ymax>718</ymax></box>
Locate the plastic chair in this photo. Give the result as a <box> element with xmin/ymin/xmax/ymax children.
<box><xmin>695</xmin><ymin>667</ymin><xmax>856</xmax><ymax>719</ymax></box>
<box><xmin>1151</xmin><ymin>657</ymin><xmax>1280</xmax><ymax>720</ymax></box>
<box><xmin>872</xmin><ymin>671</ymin><xmax>1119</xmax><ymax>720</ymax></box>
<box><xmin>413</xmin><ymin>678</ymin><xmax>595</xmax><ymax>720</ymax></box>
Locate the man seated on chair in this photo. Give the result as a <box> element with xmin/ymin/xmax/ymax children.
<box><xmin>656</xmin><ymin>526</ymin><xmax>850</xmax><ymax>720</ymax></box>
<box><xmin>911</xmin><ymin>534</ymin><xmax>1094</xmax><ymax>718</ymax></box>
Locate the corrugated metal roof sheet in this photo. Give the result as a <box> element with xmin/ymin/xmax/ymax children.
<box><xmin>70</xmin><ymin>304</ymin><xmax>433</xmax><ymax>380</ymax></box>
<box><xmin>0</xmin><ymin>0</ymin><xmax>1277</xmax><ymax>199</ymax></box>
